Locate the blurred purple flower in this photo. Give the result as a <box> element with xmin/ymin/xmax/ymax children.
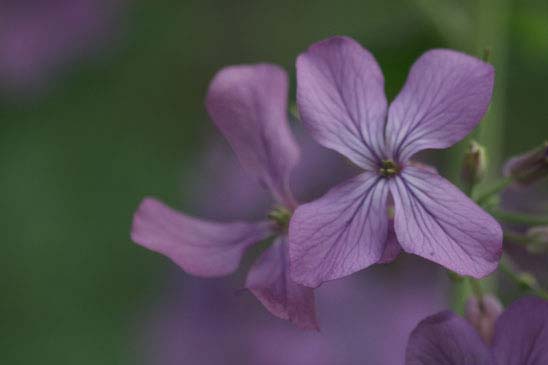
<box><xmin>0</xmin><ymin>0</ymin><xmax>122</xmax><ymax>94</ymax></box>
<box><xmin>140</xmin><ymin>259</ymin><xmax>448</xmax><ymax>365</ymax></box>
<box><xmin>133</xmin><ymin>64</ymin><xmax>371</xmax><ymax>329</ymax></box>
<box><xmin>289</xmin><ymin>36</ymin><xmax>502</xmax><ymax>287</ymax></box>
<box><xmin>405</xmin><ymin>296</ymin><xmax>548</xmax><ymax>364</ymax></box>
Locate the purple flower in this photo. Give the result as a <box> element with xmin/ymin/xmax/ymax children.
<box><xmin>289</xmin><ymin>36</ymin><xmax>503</xmax><ymax>287</ymax></box>
<box><xmin>0</xmin><ymin>0</ymin><xmax>122</xmax><ymax>94</ymax></box>
<box><xmin>132</xmin><ymin>64</ymin><xmax>321</xmax><ymax>329</ymax></box>
<box><xmin>140</xmin><ymin>259</ymin><xmax>448</xmax><ymax>365</ymax></box>
<box><xmin>405</xmin><ymin>297</ymin><xmax>548</xmax><ymax>364</ymax></box>
<box><xmin>135</xmin><ymin>118</ymin><xmax>449</xmax><ymax>363</ymax></box>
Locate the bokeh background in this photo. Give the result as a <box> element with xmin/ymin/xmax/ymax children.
<box><xmin>2</xmin><ymin>0</ymin><xmax>548</xmax><ymax>364</ymax></box>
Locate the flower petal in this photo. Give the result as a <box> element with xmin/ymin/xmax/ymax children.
<box><xmin>390</xmin><ymin>166</ymin><xmax>502</xmax><ymax>278</ymax></box>
<box><xmin>206</xmin><ymin>64</ymin><xmax>300</xmax><ymax>208</ymax></box>
<box><xmin>405</xmin><ymin>311</ymin><xmax>494</xmax><ymax>364</ymax></box>
<box><xmin>289</xmin><ymin>172</ymin><xmax>389</xmax><ymax>287</ymax></box>
<box><xmin>246</xmin><ymin>236</ymin><xmax>318</xmax><ymax>330</ymax></box>
<box><xmin>131</xmin><ymin>197</ymin><xmax>273</xmax><ymax>277</ymax></box>
<box><xmin>378</xmin><ymin>220</ymin><xmax>402</xmax><ymax>264</ymax></box>
<box><xmin>296</xmin><ymin>36</ymin><xmax>387</xmax><ymax>170</ymax></box>
<box><xmin>492</xmin><ymin>297</ymin><xmax>548</xmax><ymax>365</ymax></box>
<box><xmin>386</xmin><ymin>49</ymin><xmax>494</xmax><ymax>162</ymax></box>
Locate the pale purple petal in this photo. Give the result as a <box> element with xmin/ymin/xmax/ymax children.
<box><xmin>131</xmin><ymin>197</ymin><xmax>273</xmax><ymax>277</ymax></box>
<box><xmin>390</xmin><ymin>166</ymin><xmax>502</xmax><ymax>278</ymax></box>
<box><xmin>139</xmin><ymin>256</ymin><xmax>449</xmax><ymax>365</ymax></box>
<box><xmin>296</xmin><ymin>36</ymin><xmax>387</xmax><ymax>170</ymax></box>
<box><xmin>248</xmin><ymin>325</ymin><xmax>333</xmax><ymax>365</ymax></box>
<box><xmin>386</xmin><ymin>50</ymin><xmax>494</xmax><ymax>162</ymax></box>
<box><xmin>246</xmin><ymin>236</ymin><xmax>318</xmax><ymax>330</ymax></box>
<box><xmin>378</xmin><ymin>220</ymin><xmax>402</xmax><ymax>264</ymax></box>
<box><xmin>289</xmin><ymin>172</ymin><xmax>389</xmax><ymax>287</ymax></box>
<box><xmin>409</xmin><ymin>161</ymin><xmax>438</xmax><ymax>174</ymax></box>
<box><xmin>492</xmin><ymin>297</ymin><xmax>548</xmax><ymax>365</ymax></box>
<box><xmin>406</xmin><ymin>311</ymin><xmax>494</xmax><ymax>364</ymax></box>
<box><xmin>206</xmin><ymin>64</ymin><xmax>300</xmax><ymax>208</ymax></box>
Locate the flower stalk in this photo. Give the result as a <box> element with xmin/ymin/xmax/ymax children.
<box><xmin>489</xmin><ymin>208</ymin><xmax>548</xmax><ymax>226</ymax></box>
<box><xmin>499</xmin><ymin>256</ymin><xmax>548</xmax><ymax>300</ymax></box>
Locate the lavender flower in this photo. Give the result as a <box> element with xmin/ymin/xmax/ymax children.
<box><xmin>141</xmin><ymin>260</ymin><xmax>448</xmax><ymax>365</ymax></box>
<box><xmin>133</xmin><ymin>64</ymin><xmax>325</xmax><ymax>329</ymax></box>
<box><xmin>0</xmin><ymin>0</ymin><xmax>120</xmax><ymax>94</ymax></box>
<box><xmin>406</xmin><ymin>297</ymin><xmax>548</xmax><ymax>364</ymax></box>
<box><xmin>289</xmin><ymin>36</ymin><xmax>503</xmax><ymax>287</ymax></box>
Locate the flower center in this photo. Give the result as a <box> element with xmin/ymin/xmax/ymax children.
<box><xmin>268</xmin><ymin>206</ymin><xmax>291</xmax><ymax>232</ymax></box>
<box><xmin>379</xmin><ymin>159</ymin><xmax>400</xmax><ymax>178</ymax></box>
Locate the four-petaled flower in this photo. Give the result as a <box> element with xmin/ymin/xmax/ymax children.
<box><xmin>131</xmin><ymin>64</ymin><xmax>319</xmax><ymax>329</ymax></box>
<box><xmin>406</xmin><ymin>297</ymin><xmax>548</xmax><ymax>364</ymax></box>
<box><xmin>289</xmin><ymin>36</ymin><xmax>503</xmax><ymax>287</ymax></box>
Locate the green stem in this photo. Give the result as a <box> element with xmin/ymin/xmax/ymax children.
<box><xmin>473</xmin><ymin>0</ymin><xmax>511</xmax><ymax>176</ymax></box>
<box><xmin>490</xmin><ymin>208</ymin><xmax>548</xmax><ymax>226</ymax></box>
<box><xmin>504</xmin><ymin>231</ymin><xmax>530</xmax><ymax>244</ymax></box>
<box><xmin>463</xmin><ymin>181</ymin><xmax>475</xmax><ymax>198</ymax></box>
<box><xmin>475</xmin><ymin>176</ymin><xmax>513</xmax><ymax>205</ymax></box>
<box><xmin>499</xmin><ymin>257</ymin><xmax>548</xmax><ymax>300</ymax></box>
<box><xmin>468</xmin><ymin>277</ymin><xmax>484</xmax><ymax>303</ymax></box>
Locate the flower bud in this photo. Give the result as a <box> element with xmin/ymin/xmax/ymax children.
<box><xmin>461</xmin><ymin>140</ymin><xmax>487</xmax><ymax>186</ymax></box>
<box><xmin>464</xmin><ymin>294</ymin><xmax>503</xmax><ymax>345</ymax></box>
<box><xmin>517</xmin><ymin>272</ymin><xmax>538</xmax><ymax>291</ymax></box>
<box><xmin>503</xmin><ymin>141</ymin><xmax>548</xmax><ymax>185</ymax></box>
<box><xmin>525</xmin><ymin>226</ymin><xmax>548</xmax><ymax>254</ymax></box>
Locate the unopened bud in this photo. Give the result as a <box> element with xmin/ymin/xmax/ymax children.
<box><xmin>464</xmin><ymin>294</ymin><xmax>503</xmax><ymax>345</ymax></box>
<box><xmin>461</xmin><ymin>140</ymin><xmax>488</xmax><ymax>186</ymax></box>
<box><xmin>525</xmin><ymin>226</ymin><xmax>548</xmax><ymax>253</ymax></box>
<box><xmin>517</xmin><ymin>272</ymin><xmax>538</xmax><ymax>291</ymax></box>
<box><xmin>503</xmin><ymin>141</ymin><xmax>548</xmax><ymax>185</ymax></box>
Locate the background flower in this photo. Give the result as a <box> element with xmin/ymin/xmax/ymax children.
<box><xmin>405</xmin><ymin>297</ymin><xmax>548</xmax><ymax>364</ymax></box>
<box><xmin>141</xmin><ymin>260</ymin><xmax>448</xmax><ymax>365</ymax></box>
<box><xmin>0</xmin><ymin>0</ymin><xmax>125</xmax><ymax>96</ymax></box>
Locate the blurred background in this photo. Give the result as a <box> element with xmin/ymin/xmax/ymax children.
<box><xmin>2</xmin><ymin>0</ymin><xmax>548</xmax><ymax>364</ymax></box>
